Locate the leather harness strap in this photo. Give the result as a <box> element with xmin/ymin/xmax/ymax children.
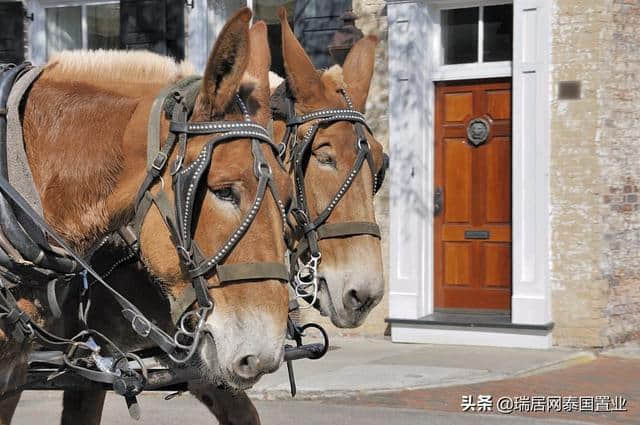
<box><xmin>215</xmin><ymin>262</ymin><xmax>290</xmax><ymax>285</ymax></box>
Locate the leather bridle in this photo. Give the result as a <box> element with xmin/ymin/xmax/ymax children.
<box><xmin>278</xmin><ymin>87</ymin><xmax>388</xmax><ymax>305</ymax></box>
<box><xmin>128</xmin><ymin>89</ymin><xmax>289</xmax><ymax>363</ymax></box>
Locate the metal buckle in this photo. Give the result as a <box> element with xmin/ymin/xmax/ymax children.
<box><xmin>130</xmin><ymin>314</ymin><xmax>151</xmax><ymax>337</ymax></box>
<box><xmin>170</xmin><ymin>155</ymin><xmax>184</xmax><ymax>176</ymax></box>
<box><xmin>356</xmin><ymin>136</ymin><xmax>370</xmax><ymax>152</ymax></box>
<box><xmin>177</xmin><ymin>245</ymin><xmax>192</xmax><ymax>265</ymax></box>
<box><xmin>256</xmin><ymin>161</ymin><xmax>272</xmax><ymax>178</ymax></box>
<box><xmin>151</xmin><ymin>151</ymin><xmax>168</xmax><ymax>172</ymax></box>
<box><xmin>278</xmin><ymin>143</ymin><xmax>286</xmax><ymax>159</ymax></box>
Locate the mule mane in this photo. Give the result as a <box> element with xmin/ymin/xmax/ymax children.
<box><xmin>45</xmin><ymin>50</ymin><xmax>195</xmax><ymax>85</ymax></box>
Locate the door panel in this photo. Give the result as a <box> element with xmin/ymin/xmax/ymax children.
<box><xmin>444</xmin><ymin>242</ymin><xmax>471</xmax><ymax>286</ymax></box>
<box><xmin>444</xmin><ymin>92</ymin><xmax>473</xmax><ymax>122</ymax></box>
<box><xmin>486</xmin><ymin>137</ymin><xmax>511</xmax><ymax>223</ymax></box>
<box><xmin>444</xmin><ymin>139</ymin><xmax>471</xmax><ymax>223</ymax></box>
<box><xmin>434</xmin><ymin>79</ymin><xmax>512</xmax><ymax>311</ymax></box>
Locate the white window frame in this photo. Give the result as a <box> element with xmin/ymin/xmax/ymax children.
<box><xmin>432</xmin><ymin>0</ymin><xmax>512</xmax><ymax>81</ymax></box>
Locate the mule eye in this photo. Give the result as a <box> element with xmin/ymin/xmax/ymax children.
<box><xmin>213</xmin><ymin>186</ymin><xmax>238</xmax><ymax>204</ymax></box>
<box><xmin>316</xmin><ymin>153</ymin><xmax>336</xmax><ymax>166</ymax></box>
<box><xmin>313</xmin><ymin>145</ymin><xmax>336</xmax><ymax>168</ymax></box>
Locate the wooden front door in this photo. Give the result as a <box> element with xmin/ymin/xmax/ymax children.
<box><xmin>434</xmin><ymin>79</ymin><xmax>512</xmax><ymax>311</ymax></box>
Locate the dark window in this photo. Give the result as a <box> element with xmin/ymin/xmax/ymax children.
<box><xmin>483</xmin><ymin>4</ymin><xmax>512</xmax><ymax>62</ymax></box>
<box><xmin>0</xmin><ymin>1</ymin><xmax>26</xmax><ymax>63</ymax></box>
<box><xmin>87</xmin><ymin>4</ymin><xmax>120</xmax><ymax>50</ymax></box>
<box><xmin>442</xmin><ymin>7</ymin><xmax>479</xmax><ymax>65</ymax></box>
<box><xmin>293</xmin><ymin>0</ymin><xmax>352</xmax><ymax>70</ymax></box>
<box><xmin>119</xmin><ymin>0</ymin><xmax>184</xmax><ymax>60</ymax></box>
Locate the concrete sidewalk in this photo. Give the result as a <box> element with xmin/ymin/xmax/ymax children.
<box><xmin>249</xmin><ymin>336</ymin><xmax>594</xmax><ymax>399</ymax></box>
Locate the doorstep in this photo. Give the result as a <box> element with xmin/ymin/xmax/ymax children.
<box><xmin>386</xmin><ymin>312</ymin><xmax>554</xmax><ymax>349</ymax></box>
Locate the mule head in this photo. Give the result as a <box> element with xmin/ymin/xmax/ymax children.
<box><xmin>140</xmin><ymin>10</ymin><xmax>290</xmax><ymax>389</ymax></box>
<box><xmin>276</xmin><ymin>8</ymin><xmax>385</xmax><ymax>328</ymax></box>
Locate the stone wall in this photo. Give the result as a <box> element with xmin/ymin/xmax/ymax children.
<box><xmin>298</xmin><ymin>0</ymin><xmax>390</xmax><ymax>336</ymax></box>
<box><xmin>550</xmin><ymin>0</ymin><xmax>640</xmax><ymax>347</ymax></box>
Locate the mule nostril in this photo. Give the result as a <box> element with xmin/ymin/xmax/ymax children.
<box><xmin>344</xmin><ymin>288</ymin><xmax>365</xmax><ymax>310</ymax></box>
<box><xmin>234</xmin><ymin>354</ymin><xmax>260</xmax><ymax>379</ymax></box>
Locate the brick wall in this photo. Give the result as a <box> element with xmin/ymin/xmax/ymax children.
<box><xmin>599</xmin><ymin>0</ymin><xmax>640</xmax><ymax>345</ymax></box>
<box><xmin>298</xmin><ymin>0</ymin><xmax>390</xmax><ymax>336</ymax></box>
<box><xmin>550</xmin><ymin>0</ymin><xmax>640</xmax><ymax>347</ymax></box>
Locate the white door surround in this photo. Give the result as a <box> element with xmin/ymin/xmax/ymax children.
<box><xmin>387</xmin><ymin>0</ymin><xmax>552</xmax><ymax>348</ymax></box>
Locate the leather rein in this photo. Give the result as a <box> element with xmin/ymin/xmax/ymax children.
<box><xmin>277</xmin><ymin>86</ymin><xmax>389</xmax><ymax>306</ymax></box>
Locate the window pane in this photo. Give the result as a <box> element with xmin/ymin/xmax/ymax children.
<box><xmin>46</xmin><ymin>6</ymin><xmax>82</xmax><ymax>58</ymax></box>
<box><xmin>483</xmin><ymin>4</ymin><xmax>512</xmax><ymax>62</ymax></box>
<box><xmin>442</xmin><ymin>7</ymin><xmax>478</xmax><ymax>65</ymax></box>
<box><xmin>87</xmin><ymin>4</ymin><xmax>120</xmax><ymax>50</ymax></box>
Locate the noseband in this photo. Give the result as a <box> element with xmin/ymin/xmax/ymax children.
<box><xmin>279</xmin><ymin>88</ymin><xmax>389</xmax><ymax>305</ymax></box>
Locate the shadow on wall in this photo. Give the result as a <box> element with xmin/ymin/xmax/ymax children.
<box><xmin>387</xmin><ymin>3</ymin><xmax>431</xmax><ymax>222</ymax></box>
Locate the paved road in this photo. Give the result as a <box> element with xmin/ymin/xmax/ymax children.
<box><xmin>341</xmin><ymin>357</ymin><xmax>639</xmax><ymax>425</ymax></box>
<box><xmin>13</xmin><ymin>391</ymin><xmax>592</xmax><ymax>425</ymax></box>
<box><xmin>10</xmin><ymin>341</ymin><xmax>638</xmax><ymax>424</ymax></box>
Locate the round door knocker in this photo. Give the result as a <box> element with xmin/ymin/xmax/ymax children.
<box><xmin>466</xmin><ymin>117</ymin><xmax>490</xmax><ymax>147</ymax></box>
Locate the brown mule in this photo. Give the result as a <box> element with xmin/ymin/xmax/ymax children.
<box><xmin>56</xmin><ymin>11</ymin><xmax>386</xmax><ymax>425</ymax></box>
<box><xmin>274</xmin><ymin>7</ymin><xmax>386</xmax><ymax>328</ymax></box>
<box><xmin>0</xmin><ymin>7</ymin><xmax>290</xmax><ymax>424</ymax></box>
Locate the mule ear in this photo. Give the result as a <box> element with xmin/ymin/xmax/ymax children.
<box><xmin>247</xmin><ymin>21</ymin><xmax>270</xmax><ymax>83</ymax></box>
<box><xmin>199</xmin><ymin>8</ymin><xmax>252</xmax><ymax>116</ymax></box>
<box><xmin>244</xmin><ymin>21</ymin><xmax>271</xmax><ymax>125</ymax></box>
<box><xmin>342</xmin><ymin>35</ymin><xmax>378</xmax><ymax>111</ymax></box>
<box><xmin>278</xmin><ymin>7</ymin><xmax>323</xmax><ymax>104</ymax></box>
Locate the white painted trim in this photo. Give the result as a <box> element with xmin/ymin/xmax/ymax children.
<box><xmin>433</xmin><ymin>62</ymin><xmax>512</xmax><ymax>81</ymax></box>
<box><xmin>432</xmin><ymin>1</ymin><xmax>513</xmax><ymax>80</ymax></box>
<box><xmin>187</xmin><ymin>0</ymin><xmax>209</xmax><ymax>73</ymax></box>
<box><xmin>511</xmin><ymin>0</ymin><xmax>551</xmax><ymax>325</ymax></box>
<box><xmin>387</xmin><ymin>1</ymin><xmax>434</xmax><ymax>320</ymax></box>
<box><xmin>391</xmin><ymin>323</ymin><xmax>553</xmax><ymax>349</ymax></box>
<box><xmin>25</xmin><ymin>0</ymin><xmax>46</xmax><ymax>65</ymax></box>
<box><xmin>81</xmin><ymin>4</ymin><xmax>88</xmax><ymax>50</ymax></box>
<box><xmin>431</xmin><ymin>0</ymin><xmax>513</xmax><ymax>8</ymax></box>
<box><xmin>387</xmin><ymin>0</ymin><xmax>552</xmax><ymax>344</ymax></box>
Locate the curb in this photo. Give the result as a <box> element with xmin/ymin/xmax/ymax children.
<box><xmin>512</xmin><ymin>351</ymin><xmax>597</xmax><ymax>378</ymax></box>
<box><xmin>247</xmin><ymin>351</ymin><xmax>598</xmax><ymax>401</ymax></box>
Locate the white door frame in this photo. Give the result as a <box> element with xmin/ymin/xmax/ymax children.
<box><xmin>387</xmin><ymin>0</ymin><xmax>551</xmax><ymax>347</ymax></box>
